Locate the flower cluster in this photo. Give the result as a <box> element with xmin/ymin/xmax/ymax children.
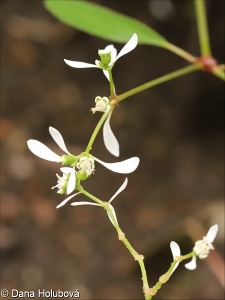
<box><xmin>64</xmin><ymin>34</ymin><xmax>138</xmax><ymax>158</ymax></box>
<box><xmin>184</xmin><ymin>224</ymin><xmax>218</xmax><ymax>270</ymax></box>
<box><xmin>27</xmin><ymin>126</ymin><xmax>139</xmax><ymax>206</ymax></box>
<box><xmin>170</xmin><ymin>224</ymin><xmax>218</xmax><ymax>273</ymax></box>
<box><xmin>27</xmin><ymin>34</ymin><xmax>140</xmax><ymax>209</ymax></box>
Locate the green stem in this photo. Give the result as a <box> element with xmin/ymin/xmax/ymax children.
<box><xmin>118</xmin><ymin>64</ymin><xmax>200</xmax><ymax>102</ymax></box>
<box><xmin>165</xmin><ymin>43</ymin><xmax>196</xmax><ymax>63</ymax></box>
<box><xmin>212</xmin><ymin>65</ymin><xmax>225</xmax><ymax>81</ymax></box>
<box><xmin>180</xmin><ymin>251</ymin><xmax>194</xmax><ymax>261</ymax></box>
<box><xmin>79</xmin><ymin>187</ymin><xmax>104</xmax><ymax>206</ymax></box>
<box><xmin>148</xmin><ymin>251</ymin><xmax>194</xmax><ymax>299</ymax></box>
<box><xmin>105</xmin><ymin>204</ymin><xmax>150</xmax><ymax>300</ymax></box>
<box><xmin>77</xmin><ymin>188</ymin><xmax>151</xmax><ymax>300</ymax></box>
<box><xmin>108</xmin><ymin>70</ymin><xmax>116</xmax><ymax>97</ymax></box>
<box><xmin>194</xmin><ymin>0</ymin><xmax>211</xmax><ymax>56</ymax></box>
<box><xmin>85</xmin><ymin>112</ymin><xmax>109</xmax><ymax>153</ymax></box>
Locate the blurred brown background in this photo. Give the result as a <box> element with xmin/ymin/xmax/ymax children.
<box><xmin>1</xmin><ymin>0</ymin><xmax>224</xmax><ymax>299</ymax></box>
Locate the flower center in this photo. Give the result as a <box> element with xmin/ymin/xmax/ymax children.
<box><xmin>91</xmin><ymin>96</ymin><xmax>110</xmax><ymax>114</ymax></box>
<box><xmin>193</xmin><ymin>237</ymin><xmax>214</xmax><ymax>259</ymax></box>
<box><xmin>52</xmin><ymin>173</ymin><xmax>69</xmax><ymax>194</ymax></box>
<box><xmin>77</xmin><ymin>157</ymin><xmax>95</xmax><ymax>176</ymax></box>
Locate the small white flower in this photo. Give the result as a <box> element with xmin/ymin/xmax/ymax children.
<box><xmin>170</xmin><ymin>241</ymin><xmax>181</xmax><ymax>274</ymax></box>
<box><xmin>185</xmin><ymin>224</ymin><xmax>218</xmax><ymax>270</ymax></box>
<box><xmin>27</xmin><ymin>126</ymin><xmax>139</xmax><ymax>174</ymax></box>
<box><xmin>52</xmin><ymin>167</ymin><xmax>76</xmax><ymax>195</ymax></box>
<box><xmin>64</xmin><ymin>33</ymin><xmax>138</xmax><ymax>80</ymax></box>
<box><xmin>27</xmin><ymin>127</ymin><xmax>139</xmax><ymax>197</ymax></box>
<box><xmin>91</xmin><ymin>96</ymin><xmax>111</xmax><ymax>114</ymax></box>
<box><xmin>77</xmin><ymin>156</ymin><xmax>95</xmax><ymax>176</ymax></box>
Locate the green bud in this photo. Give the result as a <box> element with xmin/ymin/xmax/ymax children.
<box><xmin>97</xmin><ymin>49</ymin><xmax>111</xmax><ymax>69</ymax></box>
<box><xmin>60</xmin><ymin>155</ymin><xmax>77</xmax><ymax>165</ymax></box>
<box><xmin>98</xmin><ymin>50</ymin><xmax>111</xmax><ymax>64</ymax></box>
<box><xmin>76</xmin><ymin>170</ymin><xmax>90</xmax><ymax>181</ymax></box>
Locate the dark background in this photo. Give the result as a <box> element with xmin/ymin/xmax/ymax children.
<box><xmin>1</xmin><ymin>0</ymin><xmax>224</xmax><ymax>299</ymax></box>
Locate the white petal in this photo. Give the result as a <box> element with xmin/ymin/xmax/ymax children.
<box><xmin>170</xmin><ymin>241</ymin><xmax>181</xmax><ymax>258</ymax></box>
<box><xmin>49</xmin><ymin>127</ymin><xmax>71</xmax><ymax>154</ymax></box>
<box><xmin>103</xmin><ymin>112</ymin><xmax>119</xmax><ymax>157</ymax></box>
<box><xmin>64</xmin><ymin>59</ymin><xmax>97</xmax><ymax>68</ymax></box>
<box><xmin>60</xmin><ymin>167</ymin><xmax>73</xmax><ymax>174</ymax></box>
<box><xmin>70</xmin><ymin>201</ymin><xmax>100</xmax><ymax>207</ymax></box>
<box><xmin>170</xmin><ymin>241</ymin><xmax>181</xmax><ymax>274</ymax></box>
<box><xmin>27</xmin><ymin>140</ymin><xmax>60</xmax><ymax>162</ymax></box>
<box><xmin>104</xmin><ymin>45</ymin><xmax>117</xmax><ymax>65</ymax></box>
<box><xmin>66</xmin><ymin>168</ymin><xmax>76</xmax><ymax>194</ymax></box>
<box><xmin>103</xmin><ymin>70</ymin><xmax>110</xmax><ymax>81</ymax></box>
<box><xmin>206</xmin><ymin>224</ymin><xmax>218</xmax><ymax>242</ymax></box>
<box><xmin>94</xmin><ymin>157</ymin><xmax>140</xmax><ymax>174</ymax></box>
<box><xmin>107</xmin><ymin>204</ymin><xmax>118</xmax><ymax>226</ymax></box>
<box><xmin>56</xmin><ymin>192</ymin><xmax>81</xmax><ymax>209</ymax></box>
<box><xmin>115</xmin><ymin>33</ymin><xmax>138</xmax><ymax>61</ymax></box>
<box><xmin>185</xmin><ymin>256</ymin><xmax>197</xmax><ymax>270</ymax></box>
<box><xmin>109</xmin><ymin>178</ymin><xmax>128</xmax><ymax>203</ymax></box>
<box><xmin>171</xmin><ymin>261</ymin><xmax>179</xmax><ymax>274</ymax></box>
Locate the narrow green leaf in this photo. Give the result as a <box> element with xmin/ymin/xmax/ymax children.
<box><xmin>44</xmin><ymin>0</ymin><xmax>169</xmax><ymax>47</ymax></box>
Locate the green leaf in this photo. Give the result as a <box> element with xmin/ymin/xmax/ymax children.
<box><xmin>44</xmin><ymin>0</ymin><xmax>169</xmax><ymax>48</ymax></box>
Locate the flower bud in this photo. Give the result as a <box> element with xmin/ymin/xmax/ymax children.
<box><xmin>97</xmin><ymin>49</ymin><xmax>111</xmax><ymax>69</ymax></box>
<box><xmin>60</xmin><ymin>154</ymin><xmax>77</xmax><ymax>165</ymax></box>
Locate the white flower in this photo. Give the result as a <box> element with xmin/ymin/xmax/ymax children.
<box><xmin>170</xmin><ymin>241</ymin><xmax>181</xmax><ymax>274</ymax></box>
<box><xmin>185</xmin><ymin>224</ymin><xmax>218</xmax><ymax>270</ymax></box>
<box><xmin>27</xmin><ymin>127</ymin><xmax>139</xmax><ymax>191</ymax></box>
<box><xmin>52</xmin><ymin>167</ymin><xmax>76</xmax><ymax>195</ymax></box>
<box><xmin>77</xmin><ymin>156</ymin><xmax>95</xmax><ymax>177</ymax></box>
<box><xmin>27</xmin><ymin>126</ymin><xmax>139</xmax><ymax>173</ymax></box>
<box><xmin>91</xmin><ymin>96</ymin><xmax>111</xmax><ymax>114</ymax></box>
<box><xmin>64</xmin><ymin>33</ymin><xmax>138</xmax><ymax>80</ymax></box>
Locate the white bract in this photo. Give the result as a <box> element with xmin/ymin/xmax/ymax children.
<box><xmin>27</xmin><ymin>127</ymin><xmax>139</xmax><ymax>198</ymax></box>
<box><xmin>64</xmin><ymin>33</ymin><xmax>138</xmax><ymax>80</ymax></box>
<box><xmin>65</xmin><ymin>178</ymin><xmax>128</xmax><ymax>225</ymax></box>
<box><xmin>27</xmin><ymin>126</ymin><xmax>73</xmax><ymax>162</ymax></box>
<box><xmin>170</xmin><ymin>241</ymin><xmax>181</xmax><ymax>274</ymax></box>
<box><xmin>185</xmin><ymin>224</ymin><xmax>218</xmax><ymax>270</ymax></box>
<box><xmin>103</xmin><ymin>111</ymin><xmax>120</xmax><ymax>157</ymax></box>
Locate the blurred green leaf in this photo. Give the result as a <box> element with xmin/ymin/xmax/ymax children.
<box><xmin>44</xmin><ymin>0</ymin><xmax>169</xmax><ymax>47</ymax></box>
